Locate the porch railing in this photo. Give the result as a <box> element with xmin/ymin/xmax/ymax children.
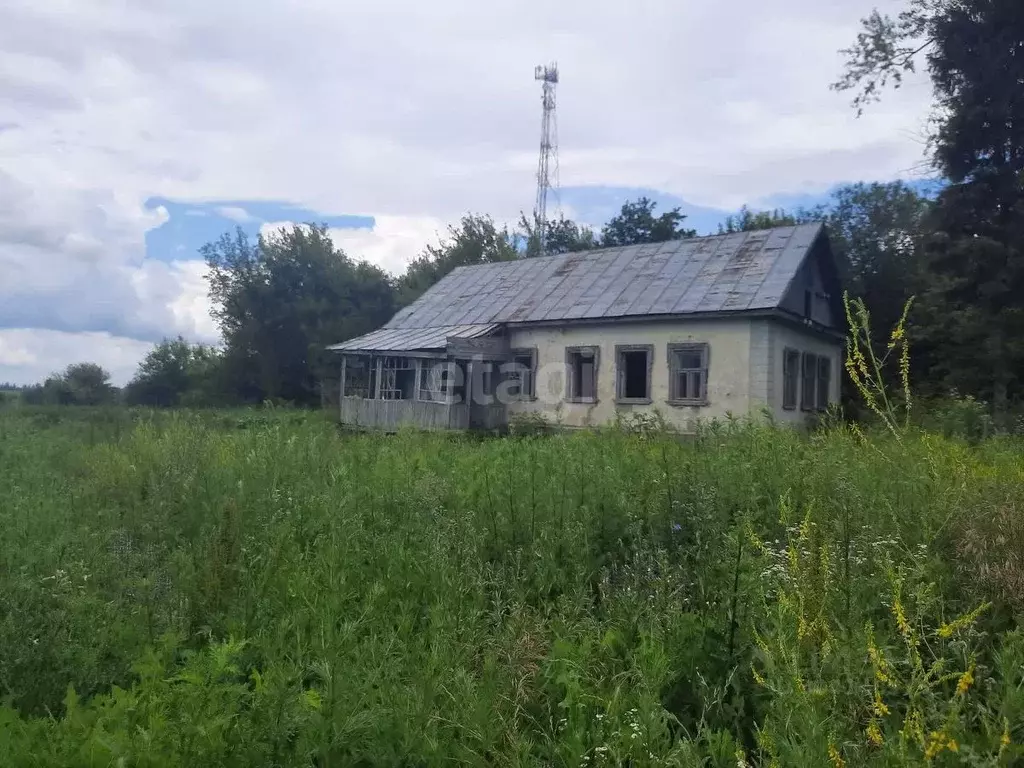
<box><xmin>340</xmin><ymin>396</ymin><xmax>471</xmax><ymax>431</ymax></box>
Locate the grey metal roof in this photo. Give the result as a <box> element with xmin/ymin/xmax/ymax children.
<box><xmin>331</xmin><ymin>223</ymin><xmax>827</xmax><ymax>353</ymax></box>
<box><xmin>386</xmin><ymin>223</ymin><xmax>824</xmax><ymax>330</ymax></box>
<box><xmin>327</xmin><ymin>323</ymin><xmax>499</xmax><ymax>353</ymax></box>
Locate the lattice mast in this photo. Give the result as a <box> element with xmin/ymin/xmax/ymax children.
<box><xmin>533</xmin><ymin>63</ymin><xmax>559</xmax><ymax>256</ymax></box>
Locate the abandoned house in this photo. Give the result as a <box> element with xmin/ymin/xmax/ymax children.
<box><xmin>328</xmin><ymin>222</ymin><xmax>844</xmax><ymax>432</ymax></box>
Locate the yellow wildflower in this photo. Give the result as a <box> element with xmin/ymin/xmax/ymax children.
<box><xmin>867</xmin><ymin>627</ymin><xmax>894</xmax><ymax>687</ymax></box>
<box><xmin>955</xmin><ymin>664</ymin><xmax>974</xmax><ymax>697</ymax></box>
<box><xmin>892</xmin><ymin>596</ymin><xmax>912</xmax><ymax>640</ymax></box>
<box><xmin>1000</xmin><ymin>719</ymin><xmax>1011</xmax><ymax>749</ymax></box>
<box><xmin>924</xmin><ymin>730</ymin><xmax>957</xmax><ymax>761</ymax></box>
<box><xmin>751</xmin><ymin>665</ymin><xmax>766</xmax><ymax>687</ymax></box>
<box><xmin>828</xmin><ymin>743</ymin><xmax>845</xmax><ymax>768</ymax></box>
<box><xmin>937</xmin><ymin>602</ymin><xmax>991</xmax><ymax>639</ymax></box>
<box><xmin>866</xmin><ymin>719</ymin><xmax>883</xmax><ymax>748</ymax></box>
<box><xmin>901</xmin><ymin>708</ymin><xmax>925</xmax><ymax>747</ymax></box>
<box><xmin>854</xmin><ymin>346</ymin><xmax>870</xmax><ymax>380</ymax></box>
<box><xmin>888</xmin><ymin>322</ymin><xmax>905</xmax><ymax>350</ymax></box>
<box><xmin>899</xmin><ymin>339</ymin><xmax>911</xmax><ymax>421</ymax></box>
<box><xmin>873</xmin><ymin>691</ymin><xmax>890</xmax><ymax>716</ymax></box>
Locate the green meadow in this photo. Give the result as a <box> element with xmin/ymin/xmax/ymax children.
<box><xmin>0</xmin><ymin>407</ymin><xmax>1021</xmax><ymax>766</ymax></box>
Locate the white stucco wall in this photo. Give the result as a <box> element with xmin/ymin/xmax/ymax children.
<box><xmin>501</xmin><ymin>316</ymin><xmax>843</xmax><ymax>431</ymax></box>
<box><xmin>506</xmin><ymin>318</ymin><xmax>753</xmax><ymax>431</ymax></box>
<box><xmin>749</xmin><ymin>318</ymin><xmax>843</xmax><ymax>425</ymax></box>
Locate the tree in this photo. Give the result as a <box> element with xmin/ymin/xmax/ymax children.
<box><xmin>825</xmin><ymin>183</ymin><xmax>931</xmax><ymax>339</ymax></box>
<box><xmin>396</xmin><ymin>214</ymin><xmax>518</xmax><ymax>306</ymax></box>
<box><xmin>204</xmin><ymin>224</ymin><xmax>395</xmax><ymax>405</ymax></box>
<box><xmin>717</xmin><ymin>206</ymin><xmax>808</xmax><ymax>234</ymax></box>
<box><xmin>62</xmin><ymin>363</ymin><xmax>116</xmax><ymax>405</ymax></box>
<box><xmin>21</xmin><ymin>363</ymin><xmax>116</xmax><ymax>405</ymax></box>
<box><xmin>915</xmin><ymin>180</ymin><xmax>1024</xmax><ymax>405</ymax></box>
<box><xmin>124</xmin><ymin>338</ymin><xmax>224</xmax><ymax>407</ymax></box>
<box><xmin>600</xmin><ymin>197</ymin><xmax>696</xmax><ymax>247</ymax></box>
<box><xmin>0</xmin><ymin>386</ymin><xmax>20</xmax><ymax>408</ymax></box>
<box><xmin>517</xmin><ymin>212</ymin><xmax>599</xmax><ymax>257</ymax></box>
<box><xmin>835</xmin><ymin>0</ymin><xmax>1024</xmax><ymax>409</ymax></box>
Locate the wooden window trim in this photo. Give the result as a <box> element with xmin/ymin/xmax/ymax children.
<box><xmin>782</xmin><ymin>347</ymin><xmax>800</xmax><ymax>411</ymax></box>
<box><xmin>666</xmin><ymin>342</ymin><xmax>710</xmax><ymax>406</ymax></box>
<box><xmin>816</xmin><ymin>355</ymin><xmax>831</xmax><ymax>412</ymax></box>
<box><xmin>417</xmin><ymin>360</ymin><xmax>454</xmax><ymax>404</ymax></box>
<box><xmin>800</xmin><ymin>352</ymin><xmax>818</xmax><ymax>412</ymax></box>
<box><xmin>565</xmin><ymin>346</ymin><xmax>600</xmax><ymax>404</ymax></box>
<box><xmin>614</xmin><ymin>344</ymin><xmax>654</xmax><ymax>404</ymax></box>
<box><xmin>509</xmin><ymin>347</ymin><xmax>538</xmax><ymax>401</ymax></box>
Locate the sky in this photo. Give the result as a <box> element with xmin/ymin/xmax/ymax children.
<box><xmin>0</xmin><ymin>0</ymin><xmax>935</xmax><ymax>386</ymax></box>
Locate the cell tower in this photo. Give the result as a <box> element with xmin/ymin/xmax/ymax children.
<box><xmin>533</xmin><ymin>62</ymin><xmax>559</xmax><ymax>256</ymax></box>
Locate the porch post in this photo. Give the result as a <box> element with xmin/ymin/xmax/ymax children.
<box><xmin>374</xmin><ymin>356</ymin><xmax>383</xmax><ymax>399</ymax></box>
<box><xmin>339</xmin><ymin>356</ymin><xmax>347</xmax><ymax>417</ymax></box>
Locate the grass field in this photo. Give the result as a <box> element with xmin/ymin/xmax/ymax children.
<box><xmin>0</xmin><ymin>406</ymin><xmax>1021</xmax><ymax>766</ymax></box>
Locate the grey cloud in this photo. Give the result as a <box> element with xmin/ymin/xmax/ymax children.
<box><xmin>0</xmin><ymin>168</ymin><xmax>179</xmax><ymax>338</ymax></box>
<box><xmin>0</xmin><ymin>328</ymin><xmax>156</xmax><ymax>386</ymax></box>
<box><xmin>0</xmin><ymin>0</ymin><xmax>932</xmax><ymax>356</ymax></box>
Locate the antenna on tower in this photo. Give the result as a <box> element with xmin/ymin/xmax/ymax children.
<box><xmin>533</xmin><ymin>62</ymin><xmax>559</xmax><ymax>256</ymax></box>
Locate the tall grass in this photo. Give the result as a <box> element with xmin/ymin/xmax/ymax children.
<box><xmin>0</xmin><ymin>407</ymin><xmax>1021</xmax><ymax>766</ymax></box>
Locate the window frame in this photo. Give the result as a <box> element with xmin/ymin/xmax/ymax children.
<box><xmin>614</xmin><ymin>344</ymin><xmax>654</xmax><ymax>404</ymax></box>
<box><xmin>800</xmin><ymin>352</ymin><xmax>818</xmax><ymax>412</ymax></box>
<box><xmin>816</xmin><ymin>355</ymin><xmax>831</xmax><ymax>412</ymax></box>
<box><xmin>417</xmin><ymin>360</ymin><xmax>453</xmax><ymax>404</ymax></box>
<box><xmin>508</xmin><ymin>347</ymin><xmax>538</xmax><ymax>401</ymax></box>
<box><xmin>477</xmin><ymin>361</ymin><xmax>496</xmax><ymax>399</ymax></box>
<box><xmin>782</xmin><ymin>347</ymin><xmax>800</xmax><ymax>411</ymax></box>
<box><xmin>342</xmin><ymin>356</ymin><xmax>373</xmax><ymax>399</ymax></box>
<box><xmin>667</xmin><ymin>342</ymin><xmax>710</xmax><ymax>406</ymax></box>
<box><xmin>379</xmin><ymin>356</ymin><xmax>417</xmax><ymax>401</ymax></box>
<box><xmin>564</xmin><ymin>345</ymin><xmax>600</xmax><ymax>404</ymax></box>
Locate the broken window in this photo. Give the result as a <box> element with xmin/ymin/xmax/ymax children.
<box><xmin>506</xmin><ymin>349</ymin><xmax>536</xmax><ymax>400</ymax></box>
<box><xmin>782</xmin><ymin>348</ymin><xmax>800</xmax><ymax>410</ymax></box>
<box><xmin>380</xmin><ymin>356</ymin><xmax>417</xmax><ymax>400</ymax></box>
<box><xmin>615</xmin><ymin>345</ymin><xmax>653</xmax><ymax>402</ymax></box>
<box><xmin>418</xmin><ymin>361</ymin><xmax>452</xmax><ymax>403</ymax></box>
<box><xmin>668</xmin><ymin>343</ymin><xmax>709</xmax><ymax>403</ymax></box>
<box><xmin>565</xmin><ymin>347</ymin><xmax>599</xmax><ymax>402</ymax></box>
<box><xmin>342</xmin><ymin>357</ymin><xmax>372</xmax><ymax>398</ymax></box>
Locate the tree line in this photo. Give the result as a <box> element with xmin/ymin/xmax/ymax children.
<box><xmin>12</xmin><ymin>185</ymin><xmax>929</xmax><ymax>410</ymax></box>
<box><xmin>10</xmin><ymin>0</ymin><xmax>1023</xmax><ymax>416</ymax></box>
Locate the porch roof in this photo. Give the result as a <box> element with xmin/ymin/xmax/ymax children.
<box><xmin>326</xmin><ymin>323</ymin><xmax>499</xmax><ymax>354</ymax></box>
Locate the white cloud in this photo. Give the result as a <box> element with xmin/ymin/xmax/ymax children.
<box><xmin>216</xmin><ymin>205</ymin><xmax>255</xmax><ymax>223</ymax></box>
<box><xmin>0</xmin><ymin>0</ymin><xmax>935</xmax><ymax>377</ymax></box>
<box><xmin>328</xmin><ymin>216</ymin><xmax>447</xmax><ymax>275</ymax></box>
<box><xmin>0</xmin><ymin>329</ymin><xmax>156</xmax><ymax>386</ymax></box>
<box><xmin>260</xmin><ymin>217</ymin><xmax>445</xmax><ymax>276</ymax></box>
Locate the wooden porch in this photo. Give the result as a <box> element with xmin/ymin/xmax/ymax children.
<box><xmin>340</xmin><ymin>397</ymin><xmax>470</xmax><ymax>430</ymax></box>
<box><xmin>335</xmin><ymin>333</ymin><xmax>515</xmax><ymax>432</ymax></box>
<box><xmin>338</xmin><ymin>398</ymin><xmax>508</xmax><ymax>432</ymax></box>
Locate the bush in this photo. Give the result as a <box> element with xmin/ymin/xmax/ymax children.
<box><xmin>930</xmin><ymin>392</ymin><xmax>994</xmax><ymax>443</ymax></box>
<box><xmin>0</xmin><ymin>408</ymin><xmax>1021</xmax><ymax>765</ymax></box>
